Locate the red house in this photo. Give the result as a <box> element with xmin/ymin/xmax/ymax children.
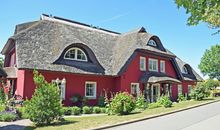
<box><xmin>1</xmin><ymin>14</ymin><xmax>203</xmax><ymax>106</ymax></box>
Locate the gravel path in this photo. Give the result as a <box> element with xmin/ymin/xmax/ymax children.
<box><xmin>0</xmin><ymin>119</ymin><xmax>32</xmax><ymax>130</ymax></box>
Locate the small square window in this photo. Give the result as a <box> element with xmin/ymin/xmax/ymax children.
<box><xmin>149</xmin><ymin>58</ymin><xmax>158</xmax><ymax>72</ymax></box>
<box><xmin>85</xmin><ymin>82</ymin><xmax>97</xmax><ymax>99</ymax></box>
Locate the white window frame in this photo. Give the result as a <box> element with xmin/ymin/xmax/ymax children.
<box><xmin>147</xmin><ymin>39</ymin><xmax>157</xmax><ymax>47</ymax></box>
<box><xmin>178</xmin><ymin>85</ymin><xmax>182</xmax><ymax>95</ymax></box>
<box><xmin>160</xmin><ymin>60</ymin><xmax>165</xmax><ymax>73</ymax></box>
<box><xmin>182</xmin><ymin>66</ymin><xmax>188</xmax><ymax>74</ymax></box>
<box><xmin>140</xmin><ymin>56</ymin><xmax>146</xmax><ymax>71</ymax></box>
<box><xmin>149</xmin><ymin>58</ymin><xmax>158</xmax><ymax>72</ymax></box>
<box><xmin>85</xmin><ymin>81</ymin><xmax>97</xmax><ymax>99</ymax></box>
<box><xmin>130</xmin><ymin>83</ymin><xmax>140</xmax><ymax>96</ymax></box>
<box><xmin>188</xmin><ymin>85</ymin><xmax>192</xmax><ymax>93</ymax></box>
<box><xmin>64</xmin><ymin>47</ymin><xmax>88</xmax><ymax>61</ymax></box>
<box><xmin>52</xmin><ymin>78</ymin><xmax>66</xmax><ymax>100</ymax></box>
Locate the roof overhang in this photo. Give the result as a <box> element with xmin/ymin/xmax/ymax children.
<box><xmin>1</xmin><ymin>38</ymin><xmax>15</xmax><ymax>55</ymax></box>
<box><xmin>3</xmin><ymin>67</ymin><xmax>17</xmax><ymax>78</ymax></box>
<box><xmin>140</xmin><ymin>72</ymin><xmax>181</xmax><ymax>84</ymax></box>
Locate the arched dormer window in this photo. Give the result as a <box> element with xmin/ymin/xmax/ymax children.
<box><xmin>64</xmin><ymin>47</ymin><xmax>88</xmax><ymax>61</ymax></box>
<box><xmin>182</xmin><ymin>66</ymin><xmax>188</xmax><ymax>74</ymax></box>
<box><xmin>147</xmin><ymin>39</ymin><xmax>157</xmax><ymax>47</ymax></box>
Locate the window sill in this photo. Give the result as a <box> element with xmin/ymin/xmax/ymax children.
<box><xmin>86</xmin><ymin>96</ymin><xmax>96</xmax><ymax>99</ymax></box>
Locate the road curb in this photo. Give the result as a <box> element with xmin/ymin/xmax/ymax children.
<box><xmin>90</xmin><ymin>100</ymin><xmax>220</xmax><ymax>130</ymax></box>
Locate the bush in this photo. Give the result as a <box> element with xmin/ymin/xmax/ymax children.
<box><xmin>81</xmin><ymin>97</ymin><xmax>88</xmax><ymax>107</ymax></box>
<box><xmin>157</xmin><ymin>96</ymin><xmax>172</xmax><ymax>108</ymax></box>
<box><xmin>190</xmin><ymin>83</ymin><xmax>210</xmax><ymax>100</ymax></box>
<box><xmin>135</xmin><ymin>95</ymin><xmax>147</xmax><ymax>110</ymax></box>
<box><xmin>109</xmin><ymin>92</ymin><xmax>135</xmax><ymax>115</ymax></box>
<box><xmin>204</xmin><ymin>79</ymin><xmax>220</xmax><ymax>90</ymax></box>
<box><xmin>0</xmin><ymin>104</ymin><xmax>6</xmax><ymax>112</ymax></box>
<box><xmin>72</xmin><ymin>106</ymin><xmax>81</xmax><ymax>115</ymax></box>
<box><xmin>82</xmin><ymin>106</ymin><xmax>92</xmax><ymax>114</ymax></box>
<box><xmin>0</xmin><ymin>112</ymin><xmax>17</xmax><ymax>122</ymax></box>
<box><xmin>63</xmin><ymin>107</ymin><xmax>72</xmax><ymax>115</ymax></box>
<box><xmin>70</xmin><ymin>94</ymin><xmax>82</xmax><ymax>106</ymax></box>
<box><xmin>148</xmin><ymin>103</ymin><xmax>161</xmax><ymax>109</ymax></box>
<box><xmin>97</xmin><ymin>96</ymin><xmax>105</xmax><ymax>107</ymax></box>
<box><xmin>25</xmin><ymin>70</ymin><xmax>63</xmax><ymax>126</ymax></box>
<box><xmin>0</xmin><ymin>87</ymin><xmax>6</xmax><ymax>103</ymax></box>
<box><xmin>17</xmin><ymin>107</ymin><xmax>29</xmax><ymax>119</ymax></box>
<box><xmin>93</xmin><ymin>106</ymin><xmax>101</xmax><ymax>114</ymax></box>
<box><xmin>100</xmin><ymin>107</ymin><xmax>106</xmax><ymax>113</ymax></box>
<box><xmin>177</xmin><ymin>94</ymin><xmax>186</xmax><ymax>102</ymax></box>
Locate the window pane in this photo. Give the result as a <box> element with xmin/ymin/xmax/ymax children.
<box><xmin>86</xmin><ymin>83</ymin><xmax>95</xmax><ymax>97</ymax></box>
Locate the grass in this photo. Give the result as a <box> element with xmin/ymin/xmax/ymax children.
<box><xmin>25</xmin><ymin>97</ymin><xmax>220</xmax><ymax>130</ymax></box>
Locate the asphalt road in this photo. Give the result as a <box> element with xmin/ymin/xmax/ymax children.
<box><xmin>105</xmin><ymin>101</ymin><xmax>220</xmax><ymax>130</ymax></box>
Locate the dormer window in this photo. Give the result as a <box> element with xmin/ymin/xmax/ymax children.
<box><xmin>182</xmin><ymin>66</ymin><xmax>188</xmax><ymax>74</ymax></box>
<box><xmin>64</xmin><ymin>47</ymin><xmax>87</xmax><ymax>61</ymax></box>
<box><xmin>147</xmin><ymin>39</ymin><xmax>157</xmax><ymax>47</ymax></box>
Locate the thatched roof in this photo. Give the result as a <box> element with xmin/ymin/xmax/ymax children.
<box><xmin>175</xmin><ymin>57</ymin><xmax>203</xmax><ymax>81</ymax></box>
<box><xmin>1</xmin><ymin>14</ymin><xmax>203</xmax><ymax>81</ymax></box>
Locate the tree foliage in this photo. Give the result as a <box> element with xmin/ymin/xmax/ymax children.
<box><xmin>25</xmin><ymin>70</ymin><xmax>63</xmax><ymax>126</ymax></box>
<box><xmin>190</xmin><ymin>82</ymin><xmax>210</xmax><ymax>100</ymax></box>
<box><xmin>175</xmin><ymin>0</ymin><xmax>220</xmax><ymax>32</ymax></box>
<box><xmin>198</xmin><ymin>44</ymin><xmax>220</xmax><ymax>80</ymax></box>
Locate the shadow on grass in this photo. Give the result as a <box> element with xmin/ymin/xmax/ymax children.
<box><xmin>24</xmin><ymin>120</ymin><xmax>77</xmax><ymax>130</ymax></box>
<box><xmin>202</xmin><ymin>98</ymin><xmax>214</xmax><ymax>101</ymax></box>
<box><xmin>1</xmin><ymin>124</ymin><xmax>26</xmax><ymax>130</ymax></box>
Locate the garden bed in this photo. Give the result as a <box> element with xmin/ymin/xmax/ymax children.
<box><xmin>24</xmin><ymin>97</ymin><xmax>220</xmax><ymax>130</ymax></box>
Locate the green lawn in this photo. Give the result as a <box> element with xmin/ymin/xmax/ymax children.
<box><xmin>25</xmin><ymin>97</ymin><xmax>220</xmax><ymax>130</ymax></box>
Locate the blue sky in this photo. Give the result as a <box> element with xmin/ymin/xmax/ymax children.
<box><xmin>0</xmin><ymin>0</ymin><xmax>219</xmax><ymax>78</ymax></box>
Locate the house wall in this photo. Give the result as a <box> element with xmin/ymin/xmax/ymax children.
<box><xmin>22</xmin><ymin>70</ymin><xmax>116</xmax><ymax>106</ymax></box>
<box><xmin>182</xmin><ymin>80</ymin><xmax>196</xmax><ymax>95</ymax></box>
<box><xmin>119</xmin><ymin>52</ymin><xmax>179</xmax><ymax>95</ymax></box>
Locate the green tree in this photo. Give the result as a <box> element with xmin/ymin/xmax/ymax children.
<box><xmin>205</xmin><ymin>79</ymin><xmax>220</xmax><ymax>90</ymax></box>
<box><xmin>25</xmin><ymin>70</ymin><xmax>63</xmax><ymax>126</ymax></box>
<box><xmin>190</xmin><ymin>82</ymin><xmax>210</xmax><ymax>100</ymax></box>
<box><xmin>175</xmin><ymin>0</ymin><xmax>220</xmax><ymax>33</ymax></box>
<box><xmin>198</xmin><ymin>44</ymin><xmax>220</xmax><ymax>80</ymax></box>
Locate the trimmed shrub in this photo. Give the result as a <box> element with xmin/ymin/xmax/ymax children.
<box><xmin>0</xmin><ymin>87</ymin><xmax>6</xmax><ymax>103</ymax></box>
<box><xmin>100</xmin><ymin>107</ymin><xmax>106</xmax><ymax>113</ymax></box>
<box><xmin>25</xmin><ymin>70</ymin><xmax>63</xmax><ymax>126</ymax></box>
<box><xmin>17</xmin><ymin>107</ymin><xmax>29</xmax><ymax>119</ymax></box>
<box><xmin>177</xmin><ymin>94</ymin><xmax>186</xmax><ymax>102</ymax></box>
<box><xmin>135</xmin><ymin>95</ymin><xmax>147</xmax><ymax>110</ymax></box>
<box><xmin>190</xmin><ymin>83</ymin><xmax>210</xmax><ymax>101</ymax></box>
<box><xmin>0</xmin><ymin>112</ymin><xmax>17</xmax><ymax>122</ymax></box>
<box><xmin>157</xmin><ymin>96</ymin><xmax>172</xmax><ymax>108</ymax></box>
<box><xmin>63</xmin><ymin>107</ymin><xmax>72</xmax><ymax>115</ymax></box>
<box><xmin>82</xmin><ymin>106</ymin><xmax>92</xmax><ymax>114</ymax></box>
<box><xmin>109</xmin><ymin>92</ymin><xmax>135</xmax><ymax>115</ymax></box>
<box><xmin>0</xmin><ymin>104</ymin><xmax>6</xmax><ymax>112</ymax></box>
<box><xmin>148</xmin><ymin>103</ymin><xmax>161</xmax><ymax>109</ymax></box>
<box><xmin>72</xmin><ymin>106</ymin><xmax>81</xmax><ymax>115</ymax></box>
<box><xmin>97</xmin><ymin>96</ymin><xmax>105</xmax><ymax>107</ymax></box>
<box><xmin>93</xmin><ymin>106</ymin><xmax>101</xmax><ymax>114</ymax></box>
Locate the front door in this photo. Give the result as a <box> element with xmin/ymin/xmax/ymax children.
<box><xmin>151</xmin><ymin>84</ymin><xmax>160</xmax><ymax>102</ymax></box>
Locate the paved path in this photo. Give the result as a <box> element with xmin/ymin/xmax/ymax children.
<box><xmin>105</xmin><ymin>102</ymin><xmax>220</xmax><ymax>130</ymax></box>
<box><xmin>0</xmin><ymin>119</ymin><xmax>32</xmax><ymax>130</ymax></box>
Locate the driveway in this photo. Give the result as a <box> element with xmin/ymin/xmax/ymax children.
<box><xmin>105</xmin><ymin>101</ymin><xmax>220</xmax><ymax>130</ymax></box>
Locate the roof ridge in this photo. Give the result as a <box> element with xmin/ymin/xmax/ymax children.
<box><xmin>41</xmin><ymin>14</ymin><xmax>121</xmax><ymax>35</ymax></box>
